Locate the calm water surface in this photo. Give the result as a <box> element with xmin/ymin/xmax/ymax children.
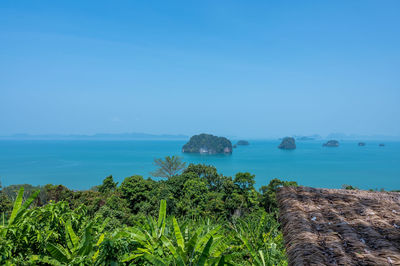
<box><xmin>0</xmin><ymin>140</ymin><xmax>399</xmax><ymax>190</ymax></box>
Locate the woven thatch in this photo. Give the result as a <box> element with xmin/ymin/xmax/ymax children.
<box><xmin>277</xmin><ymin>186</ymin><xmax>400</xmax><ymax>265</ymax></box>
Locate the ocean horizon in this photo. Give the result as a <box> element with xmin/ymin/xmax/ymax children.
<box><xmin>0</xmin><ymin>139</ymin><xmax>399</xmax><ymax>191</ymax></box>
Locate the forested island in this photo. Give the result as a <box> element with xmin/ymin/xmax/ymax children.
<box><xmin>237</xmin><ymin>140</ymin><xmax>250</xmax><ymax>146</ymax></box>
<box><xmin>182</xmin><ymin>133</ymin><xmax>232</xmax><ymax>154</ymax></box>
<box><xmin>278</xmin><ymin>137</ymin><xmax>296</xmax><ymax>150</ymax></box>
<box><xmin>0</xmin><ymin>157</ymin><xmax>294</xmax><ymax>265</ymax></box>
<box><xmin>323</xmin><ymin>140</ymin><xmax>340</xmax><ymax>147</ymax></box>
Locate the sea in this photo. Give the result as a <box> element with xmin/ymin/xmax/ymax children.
<box><xmin>0</xmin><ymin>140</ymin><xmax>399</xmax><ymax>191</ymax></box>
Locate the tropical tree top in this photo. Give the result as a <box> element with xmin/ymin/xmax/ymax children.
<box><xmin>151</xmin><ymin>155</ymin><xmax>186</xmax><ymax>179</ymax></box>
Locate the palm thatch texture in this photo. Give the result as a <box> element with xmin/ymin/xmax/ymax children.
<box><xmin>277</xmin><ymin>186</ymin><xmax>400</xmax><ymax>265</ymax></box>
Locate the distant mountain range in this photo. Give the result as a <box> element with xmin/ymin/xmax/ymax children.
<box><xmin>293</xmin><ymin>134</ymin><xmax>322</xmax><ymax>141</ymax></box>
<box><xmin>288</xmin><ymin>134</ymin><xmax>400</xmax><ymax>141</ymax></box>
<box><xmin>325</xmin><ymin>133</ymin><xmax>400</xmax><ymax>141</ymax></box>
<box><xmin>0</xmin><ymin>133</ymin><xmax>188</xmax><ymax>140</ymax></box>
<box><xmin>1</xmin><ymin>132</ymin><xmax>399</xmax><ymax>141</ymax></box>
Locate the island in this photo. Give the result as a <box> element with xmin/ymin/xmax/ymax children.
<box><xmin>379</xmin><ymin>143</ymin><xmax>385</xmax><ymax>147</ymax></box>
<box><xmin>358</xmin><ymin>142</ymin><xmax>366</xmax><ymax>146</ymax></box>
<box><xmin>237</xmin><ymin>140</ymin><xmax>250</xmax><ymax>146</ymax></box>
<box><xmin>297</xmin><ymin>136</ymin><xmax>314</xmax><ymax>141</ymax></box>
<box><xmin>323</xmin><ymin>140</ymin><xmax>339</xmax><ymax>147</ymax></box>
<box><xmin>278</xmin><ymin>137</ymin><xmax>296</xmax><ymax>150</ymax></box>
<box><xmin>294</xmin><ymin>134</ymin><xmax>321</xmax><ymax>141</ymax></box>
<box><xmin>182</xmin><ymin>133</ymin><xmax>232</xmax><ymax>154</ymax></box>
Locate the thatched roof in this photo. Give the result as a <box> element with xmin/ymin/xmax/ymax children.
<box><xmin>277</xmin><ymin>186</ymin><xmax>400</xmax><ymax>265</ymax></box>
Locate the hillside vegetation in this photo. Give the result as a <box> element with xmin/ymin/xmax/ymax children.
<box><xmin>0</xmin><ymin>158</ymin><xmax>297</xmax><ymax>265</ymax></box>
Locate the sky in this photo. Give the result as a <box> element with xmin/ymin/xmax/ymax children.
<box><xmin>1</xmin><ymin>0</ymin><xmax>399</xmax><ymax>139</ymax></box>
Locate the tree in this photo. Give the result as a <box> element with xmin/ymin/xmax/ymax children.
<box><xmin>0</xmin><ymin>180</ymin><xmax>12</xmax><ymax>214</ymax></box>
<box><xmin>260</xmin><ymin>178</ymin><xmax>298</xmax><ymax>213</ymax></box>
<box><xmin>234</xmin><ymin>172</ymin><xmax>255</xmax><ymax>191</ymax></box>
<box><xmin>98</xmin><ymin>175</ymin><xmax>118</xmax><ymax>193</ymax></box>
<box><xmin>183</xmin><ymin>164</ymin><xmax>222</xmax><ymax>190</ymax></box>
<box><xmin>0</xmin><ymin>168</ymin><xmax>288</xmax><ymax>265</ymax></box>
<box><xmin>166</xmin><ymin>172</ymin><xmax>197</xmax><ymax>199</ymax></box>
<box><xmin>151</xmin><ymin>156</ymin><xmax>186</xmax><ymax>179</ymax></box>
<box><xmin>119</xmin><ymin>175</ymin><xmax>154</xmax><ymax>214</ymax></box>
<box><xmin>178</xmin><ymin>178</ymin><xmax>208</xmax><ymax>217</ymax></box>
<box><xmin>342</xmin><ymin>184</ymin><xmax>357</xmax><ymax>190</ymax></box>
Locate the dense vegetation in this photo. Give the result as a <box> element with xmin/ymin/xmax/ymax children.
<box><xmin>182</xmin><ymin>134</ymin><xmax>232</xmax><ymax>154</ymax></box>
<box><xmin>0</xmin><ymin>157</ymin><xmax>298</xmax><ymax>265</ymax></box>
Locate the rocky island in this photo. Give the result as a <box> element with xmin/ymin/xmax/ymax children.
<box><xmin>237</xmin><ymin>140</ymin><xmax>250</xmax><ymax>146</ymax></box>
<box><xmin>323</xmin><ymin>140</ymin><xmax>339</xmax><ymax>147</ymax></box>
<box><xmin>182</xmin><ymin>133</ymin><xmax>232</xmax><ymax>154</ymax></box>
<box><xmin>278</xmin><ymin>137</ymin><xmax>296</xmax><ymax>150</ymax></box>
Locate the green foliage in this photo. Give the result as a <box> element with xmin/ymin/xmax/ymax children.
<box><xmin>98</xmin><ymin>175</ymin><xmax>118</xmax><ymax>193</ymax></box>
<box><xmin>1</xmin><ymin>184</ymin><xmax>41</xmax><ymax>202</ymax></box>
<box><xmin>151</xmin><ymin>156</ymin><xmax>186</xmax><ymax>179</ymax></box>
<box><xmin>42</xmin><ymin>184</ymin><xmax>73</xmax><ymax>204</ymax></box>
<box><xmin>234</xmin><ymin>172</ymin><xmax>256</xmax><ymax>191</ymax></box>
<box><xmin>7</xmin><ymin>187</ymin><xmax>40</xmax><ymax>227</ymax></box>
<box><xmin>45</xmin><ymin>220</ymin><xmax>104</xmax><ymax>264</ymax></box>
<box><xmin>119</xmin><ymin>175</ymin><xmax>157</xmax><ymax>214</ymax></box>
<box><xmin>260</xmin><ymin>179</ymin><xmax>298</xmax><ymax>213</ymax></box>
<box><xmin>0</xmin><ymin>182</ymin><xmax>12</xmax><ymax>216</ymax></box>
<box><xmin>118</xmin><ymin>175</ymin><xmax>173</xmax><ymax>219</ymax></box>
<box><xmin>123</xmin><ymin>201</ymin><xmax>232</xmax><ymax>265</ymax></box>
<box><xmin>0</xmin><ymin>164</ymin><xmax>292</xmax><ymax>265</ymax></box>
<box><xmin>184</xmin><ymin>164</ymin><xmax>222</xmax><ymax>190</ymax></box>
<box><xmin>231</xmin><ymin>210</ymin><xmax>288</xmax><ymax>265</ymax></box>
<box><xmin>177</xmin><ymin>177</ymin><xmax>208</xmax><ymax>217</ymax></box>
<box><xmin>342</xmin><ymin>184</ymin><xmax>358</xmax><ymax>190</ymax></box>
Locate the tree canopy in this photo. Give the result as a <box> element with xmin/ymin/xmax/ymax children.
<box><xmin>98</xmin><ymin>175</ymin><xmax>118</xmax><ymax>193</ymax></box>
<box><xmin>0</xmin><ymin>158</ymin><xmax>298</xmax><ymax>264</ymax></box>
<box><xmin>151</xmin><ymin>155</ymin><xmax>186</xmax><ymax>178</ymax></box>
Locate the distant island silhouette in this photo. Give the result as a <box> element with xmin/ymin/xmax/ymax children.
<box><xmin>278</xmin><ymin>137</ymin><xmax>296</xmax><ymax>150</ymax></box>
<box><xmin>237</xmin><ymin>140</ymin><xmax>250</xmax><ymax>146</ymax></box>
<box><xmin>0</xmin><ymin>133</ymin><xmax>188</xmax><ymax>140</ymax></box>
<box><xmin>182</xmin><ymin>133</ymin><xmax>232</xmax><ymax>154</ymax></box>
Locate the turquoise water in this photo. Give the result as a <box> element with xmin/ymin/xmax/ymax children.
<box><xmin>0</xmin><ymin>140</ymin><xmax>399</xmax><ymax>190</ymax></box>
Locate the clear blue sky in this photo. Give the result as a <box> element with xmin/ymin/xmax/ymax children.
<box><xmin>1</xmin><ymin>0</ymin><xmax>399</xmax><ymax>138</ymax></box>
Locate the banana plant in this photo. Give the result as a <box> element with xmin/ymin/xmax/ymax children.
<box><xmin>1</xmin><ymin>187</ymin><xmax>39</xmax><ymax>228</ymax></box>
<box><xmin>121</xmin><ymin>199</ymin><xmax>168</xmax><ymax>262</ymax></box>
<box><xmin>123</xmin><ymin>200</ymin><xmax>232</xmax><ymax>265</ymax></box>
<box><xmin>45</xmin><ymin>220</ymin><xmax>104</xmax><ymax>264</ymax></box>
<box><xmin>0</xmin><ymin>187</ymin><xmax>39</xmax><ymax>241</ymax></box>
<box><xmin>231</xmin><ymin>212</ymin><xmax>288</xmax><ymax>266</ymax></box>
<box><xmin>158</xmin><ymin>217</ymin><xmax>231</xmax><ymax>265</ymax></box>
<box><xmin>0</xmin><ymin>187</ymin><xmax>39</xmax><ymax>263</ymax></box>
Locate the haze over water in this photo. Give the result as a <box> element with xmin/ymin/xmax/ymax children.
<box><xmin>1</xmin><ymin>140</ymin><xmax>399</xmax><ymax>191</ymax></box>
